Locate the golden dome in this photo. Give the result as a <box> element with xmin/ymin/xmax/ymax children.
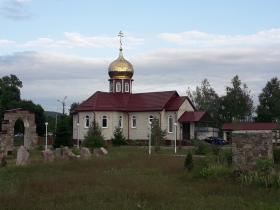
<box><xmin>108</xmin><ymin>48</ymin><xmax>134</xmax><ymax>79</ymax></box>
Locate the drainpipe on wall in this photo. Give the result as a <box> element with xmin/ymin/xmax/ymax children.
<box><xmin>127</xmin><ymin>112</ymin><xmax>130</xmax><ymax>141</ymax></box>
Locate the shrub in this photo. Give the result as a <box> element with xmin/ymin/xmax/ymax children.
<box><xmin>223</xmin><ymin>150</ymin><xmax>233</xmax><ymax>167</ymax></box>
<box><xmin>112</xmin><ymin>127</ymin><xmax>127</xmax><ymax>146</ymax></box>
<box><xmin>72</xmin><ymin>147</ymin><xmax>80</xmax><ymax>155</ymax></box>
<box><xmin>151</xmin><ymin>118</ymin><xmax>166</xmax><ymax>152</ymax></box>
<box><xmin>83</xmin><ymin>120</ymin><xmax>105</xmax><ymax>149</ymax></box>
<box><xmin>256</xmin><ymin>159</ymin><xmax>273</xmax><ymax>174</ymax></box>
<box><xmin>200</xmin><ymin>164</ymin><xmax>231</xmax><ymax>178</ymax></box>
<box><xmin>184</xmin><ymin>152</ymin><xmax>194</xmax><ymax>171</ymax></box>
<box><xmin>273</xmin><ymin>148</ymin><xmax>280</xmax><ymax>164</ymax></box>
<box><xmin>194</xmin><ymin>141</ymin><xmax>209</xmax><ymax>155</ymax></box>
<box><xmin>240</xmin><ymin>172</ymin><xmax>280</xmax><ymax>188</ymax></box>
<box><xmin>211</xmin><ymin>145</ymin><xmax>221</xmax><ymax>156</ymax></box>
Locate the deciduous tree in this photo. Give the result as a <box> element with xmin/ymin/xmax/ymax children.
<box><xmin>220</xmin><ymin>75</ymin><xmax>254</xmax><ymax>122</ymax></box>
<box><xmin>257</xmin><ymin>77</ymin><xmax>280</xmax><ymax>122</ymax></box>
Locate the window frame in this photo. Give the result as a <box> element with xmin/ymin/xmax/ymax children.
<box><xmin>131</xmin><ymin>115</ymin><xmax>137</xmax><ymax>128</ymax></box>
<box><xmin>168</xmin><ymin>115</ymin><xmax>174</xmax><ymax>133</ymax></box>
<box><xmin>149</xmin><ymin>115</ymin><xmax>154</xmax><ymax>125</ymax></box>
<box><xmin>116</xmin><ymin>82</ymin><xmax>121</xmax><ymax>92</ymax></box>
<box><xmin>85</xmin><ymin>115</ymin><xmax>90</xmax><ymax>128</ymax></box>
<box><xmin>124</xmin><ymin>83</ymin><xmax>129</xmax><ymax>92</ymax></box>
<box><xmin>118</xmin><ymin>116</ymin><xmax>123</xmax><ymax>128</ymax></box>
<box><xmin>102</xmin><ymin>115</ymin><xmax>108</xmax><ymax>128</ymax></box>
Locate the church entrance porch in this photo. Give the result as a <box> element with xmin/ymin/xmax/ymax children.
<box><xmin>181</xmin><ymin>123</ymin><xmax>192</xmax><ymax>145</ymax></box>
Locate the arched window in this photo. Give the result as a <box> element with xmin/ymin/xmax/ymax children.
<box><xmin>116</xmin><ymin>82</ymin><xmax>121</xmax><ymax>92</ymax></box>
<box><xmin>168</xmin><ymin>115</ymin><xmax>173</xmax><ymax>133</ymax></box>
<box><xmin>85</xmin><ymin>115</ymin><xmax>90</xmax><ymax>128</ymax></box>
<box><xmin>149</xmin><ymin>115</ymin><xmax>154</xmax><ymax>125</ymax></box>
<box><xmin>118</xmin><ymin>116</ymin><xmax>123</xmax><ymax>128</ymax></box>
<box><xmin>131</xmin><ymin>115</ymin><xmax>136</xmax><ymax>128</ymax></box>
<box><xmin>102</xmin><ymin>115</ymin><xmax>108</xmax><ymax>128</ymax></box>
<box><xmin>125</xmin><ymin>83</ymin><xmax>129</xmax><ymax>92</ymax></box>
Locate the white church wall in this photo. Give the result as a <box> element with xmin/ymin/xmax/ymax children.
<box><xmin>128</xmin><ymin>112</ymin><xmax>161</xmax><ymax>140</ymax></box>
<box><xmin>74</xmin><ymin>112</ymin><xmax>95</xmax><ymax>141</ymax></box>
<box><xmin>94</xmin><ymin>111</ymin><xmax>127</xmax><ymax>140</ymax></box>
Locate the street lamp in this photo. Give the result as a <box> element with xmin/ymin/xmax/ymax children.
<box><xmin>45</xmin><ymin>122</ymin><xmax>48</xmax><ymax>150</ymax></box>
<box><xmin>174</xmin><ymin>122</ymin><xmax>177</xmax><ymax>154</ymax></box>
<box><xmin>77</xmin><ymin>122</ymin><xmax>80</xmax><ymax>149</ymax></box>
<box><xmin>149</xmin><ymin>121</ymin><xmax>152</xmax><ymax>155</ymax></box>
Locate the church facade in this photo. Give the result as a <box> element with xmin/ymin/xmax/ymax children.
<box><xmin>72</xmin><ymin>41</ymin><xmax>214</xmax><ymax>144</ymax></box>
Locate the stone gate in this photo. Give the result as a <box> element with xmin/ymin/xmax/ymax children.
<box><xmin>0</xmin><ymin>109</ymin><xmax>38</xmax><ymax>152</ymax></box>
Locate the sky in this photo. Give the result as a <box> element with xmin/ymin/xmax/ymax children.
<box><xmin>0</xmin><ymin>0</ymin><xmax>279</xmax><ymax>112</ymax></box>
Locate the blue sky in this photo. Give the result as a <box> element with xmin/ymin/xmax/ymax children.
<box><xmin>0</xmin><ymin>0</ymin><xmax>280</xmax><ymax>112</ymax></box>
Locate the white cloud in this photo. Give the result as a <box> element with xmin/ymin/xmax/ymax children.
<box><xmin>158</xmin><ymin>29</ymin><xmax>280</xmax><ymax>48</ymax></box>
<box><xmin>1</xmin><ymin>29</ymin><xmax>280</xmax><ymax>111</ymax></box>
<box><xmin>63</xmin><ymin>32</ymin><xmax>144</xmax><ymax>48</ymax></box>
<box><xmin>0</xmin><ymin>0</ymin><xmax>32</xmax><ymax>20</ymax></box>
<box><xmin>0</xmin><ymin>45</ymin><xmax>279</xmax><ymax>111</ymax></box>
<box><xmin>0</xmin><ymin>39</ymin><xmax>15</xmax><ymax>45</ymax></box>
<box><xmin>5</xmin><ymin>32</ymin><xmax>144</xmax><ymax>51</ymax></box>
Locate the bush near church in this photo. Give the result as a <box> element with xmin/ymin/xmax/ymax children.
<box><xmin>112</xmin><ymin>127</ymin><xmax>127</xmax><ymax>146</ymax></box>
<box><xmin>83</xmin><ymin>120</ymin><xmax>105</xmax><ymax>149</ymax></box>
<box><xmin>151</xmin><ymin>118</ymin><xmax>166</xmax><ymax>152</ymax></box>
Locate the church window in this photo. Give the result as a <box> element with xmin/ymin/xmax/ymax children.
<box><xmin>118</xmin><ymin>116</ymin><xmax>123</xmax><ymax>128</ymax></box>
<box><xmin>102</xmin><ymin>116</ymin><xmax>108</xmax><ymax>128</ymax></box>
<box><xmin>85</xmin><ymin>115</ymin><xmax>90</xmax><ymax>128</ymax></box>
<box><xmin>131</xmin><ymin>115</ymin><xmax>136</xmax><ymax>128</ymax></box>
<box><xmin>125</xmin><ymin>83</ymin><xmax>129</xmax><ymax>92</ymax></box>
<box><xmin>116</xmin><ymin>82</ymin><xmax>121</xmax><ymax>92</ymax></box>
<box><xmin>149</xmin><ymin>115</ymin><xmax>154</xmax><ymax>125</ymax></box>
<box><xmin>168</xmin><ymin>115</ymin><xmax>174</xmax><ymax>133</ymax></box>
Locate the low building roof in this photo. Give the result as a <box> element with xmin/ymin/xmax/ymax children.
<box><xmin>223</xmin><ymin>122</ymin><xmax>279</xmax><ymax>131</ymax></box>
<box><xmin>74</xmin><ymin>91</ymin><xmax>194</xmax><ymax>113</ymax></box>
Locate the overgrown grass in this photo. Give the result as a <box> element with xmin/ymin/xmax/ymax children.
<box><xmin>0</xmin><ymin>147</ymin><xmax>280</xmax><ymax>210</ymax></box>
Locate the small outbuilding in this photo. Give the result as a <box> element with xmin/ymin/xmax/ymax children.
<box><xmin>222</xmin><ymin>122</ymin><xmax>279</xmax><ymax>142</ymax></box>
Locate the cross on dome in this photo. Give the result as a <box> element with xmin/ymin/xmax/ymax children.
<box><xmin>118</xmin><ymin>31</ymin><xmax>124</xmax><ymax>50</ymax></box>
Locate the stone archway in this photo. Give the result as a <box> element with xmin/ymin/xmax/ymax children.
<box><xmin>0</xmin><ymin>109</ymin><xmax>38</xmax><ymax>152</ymax></box>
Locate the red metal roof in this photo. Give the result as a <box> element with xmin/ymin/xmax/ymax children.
<box><xmin>74</xmin><ymin>91</ymin><xmax>194</xmax><ymax>113</ymax></box>
<box><xmin>223</xmin><ymin>122</ymin><xmax>279</xmax><ymax>131</ymax></box>
<box><xmin>178</xmin><ymin>111</ymin><xmax>206</xmax><ymax>123</ymax></box>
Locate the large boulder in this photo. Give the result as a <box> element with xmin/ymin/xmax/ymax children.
<box><xmin>42</xmin><ymin>149</ymin><xmax>55</xmax><ymax>162</ymax></box>
<box><xmin>54</xmin><ymin>148</ymin><xmax>63</xmax><ymax>160</ymax></box>
<box><xmin>80</xmin><ymin>147</ymin><xmax>91</xmax><ymax>159</ymax></box>
<box><xmin>62</xmin><ymin>147</ymin><xmax>78</xmax><ymax>160</ymax></box>
<box><xmin>93</xmin><ymin>147</ymin><xmax>108</xmax><ymax>157</ymax></box>
<box><xmin>0</xmin><ymin>151</ymin><xmax>7</xmax><ymax>168</ymax></box>
<box><xmin>16</xmin><ymin>146</ymin><xmax>30</xmax><ymax>166</ymax></box>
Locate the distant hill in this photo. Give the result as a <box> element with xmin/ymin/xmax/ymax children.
<box><xmin>45</xmin><ymin>111</ymin><xmax>62</xmax><ymax>118</ymax></box>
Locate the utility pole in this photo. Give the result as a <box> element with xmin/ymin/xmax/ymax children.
<box><xmin>57</xmin><ymin>96</ymin><xmax>67</xmax><ymax>115</ymax></box>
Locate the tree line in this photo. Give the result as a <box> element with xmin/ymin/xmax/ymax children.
<box><xmin>187</xmin><ymin>75</ymin><xmax>280</xmax><ymax>126</ymax></box>
<box><xmin>0</xmin><ymin>75</ymin><xmax>45</xmax><ymax>135</ymax></box>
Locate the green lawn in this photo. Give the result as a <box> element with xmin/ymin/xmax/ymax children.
<box><xmin>0</xmin><ymin>146</ymin><xmax>280</xmax><ymax>210</ymax></box>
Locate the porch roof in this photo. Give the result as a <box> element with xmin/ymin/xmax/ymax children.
<box><xmin>178</xmin><ymin>111</ymin><xmax>207</xmax><ymax>123</ymax></box>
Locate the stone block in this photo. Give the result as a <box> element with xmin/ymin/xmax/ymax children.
<box><xmin>16</xmin><ymin>146</ymin><xmax>30</xmax><ymax>166</ymax></box>
<box><xmin>232</xmin><ymin>132</ymin><xmax>273</xmax><ymax>171</ymax></box>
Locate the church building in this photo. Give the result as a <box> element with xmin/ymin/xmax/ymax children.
<box><xmin>72</xmin><ymin>33</ymin><xmax>215</xmax><ymax>145</ymax></box>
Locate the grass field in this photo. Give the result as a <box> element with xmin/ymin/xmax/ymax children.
<box><xmin>0</xmin><ymin>146</ymin><xmax>280</xmax><ymax>210</ymax></box>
